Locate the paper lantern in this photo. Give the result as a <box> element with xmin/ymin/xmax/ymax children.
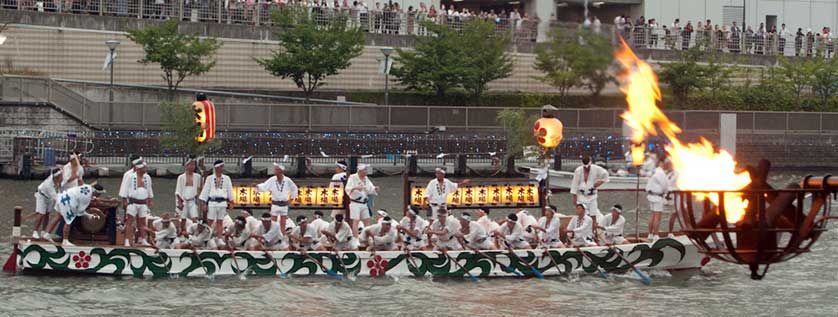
<box><xmin>193</xmin><ymin>100</ymin><xmax>216</xmax><ymax>143</ymax></box>
<box><xmin>231</xmin><ymin>185</ymin><xmax>343</xmax><ymax>208</ymax></box>
<box><xmin>409</xmin><ymin>183</ymin><xmax>540</xmax><ymax>209</ymax></box>
<box><xmin>533</xmin><ymin>118</ymin><xmax>563</xmax><ymax>148</ymax></box>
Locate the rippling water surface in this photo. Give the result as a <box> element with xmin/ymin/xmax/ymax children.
<box><xmin>1</xmin><ymin>173</ymin><xmax>837</xmax><ymax>316</ymax></box>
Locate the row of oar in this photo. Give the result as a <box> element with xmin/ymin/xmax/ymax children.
<box><xmin>182</xmin><ymin>245</ymin><xmax>650</xmax><ymax>285</ymax></box>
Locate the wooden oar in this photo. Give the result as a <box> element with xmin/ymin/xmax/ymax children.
<box><xmin>470</xmin><ymin>247</ymin><xmax>522</xmax><ymax>278</ymax></box>
<box><xmin>442</xmin><ymin>250</ymin><xmax>479</xmax><ymax>282</ymax></box>
<box><xmin>504</xmin><ymin>242</ymin><xmax>544</xmax><ymax>279</ymax></box>
<box><xmin>190</xmin><ymin>247</ymin><xmax>211</xmax><ymax>277</ymax></box>
<box><xmin>302</xmin><ymin>251</ymin><xmax>341</xmax><ymax>279</ymax></box>
<box><xmin>541</xmin><ymin>248</ymin><xmax>565</xmax><ymax>276</ymax></box>
<box><xmin>609</xmin><ymin>245</ymin><xmax>651</xmax><ymax>285</ymax></box>
<box><xmin>575</xmin><ymin>246</ymin><xmax>609</xmax><ymax>279</ymax></box>
<box><xmin>333</xmin><ymin>249</ymin><xmax>354</xmax><ymax>281</ymax></box>
<box><xmin>262</xmin><ymin>247</ymin><xmax>289</xmax><ymax>279</ymax></box>
<box><xmin>403</xmin><ymin>248</ymin><xmax>423</xmax><ymax>277</ymax></box>
<box><xmin>225</xmin><ymin>241</ymin><xmax>246</xmax><ymax>278</ymax></box>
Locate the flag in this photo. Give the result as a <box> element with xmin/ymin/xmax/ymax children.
<box><xmin>102</xmin><ymin>51</ymin><xmax>117</xmax><ymax>71</ymax></box>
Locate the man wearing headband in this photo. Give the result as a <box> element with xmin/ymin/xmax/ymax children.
<box><xmin>121</xmin><ymin>158</ymin><xmax>154</xmax><ymax>247</ymax></box>
<box><xmin>224</xmin><ymin>215</ymin><xmax>252</xmax><ymax>250</ymax></box>
<box><xmin>427</xmin><ymin>207</ymin><xmax>463</xmax><ymax>251</ymax></box>
<box><xmin>363</xmin><ymin>216</ymin><xmax>399</xmax><ymax>251</ymax></box>
<box><xmin>44</xmin><ymin>184</ymin><xmax>105</xmax><ymax>246</ymax></box>
<box><xmin>455</xmin><ymin>212</ymin><xmax>494</xmax><ymax>250</ymax></box>
<box><xmin>345</xmin><ymin>163</ymin><xmax>379</xmax><ymax>238</ymax></box>
<box><xmin>423</xmin><ymin>167</ymin><xmax>471</xmax><ymax>219</ymax></box>
<box><xmin>61</xmin><ymin>151</ymin><xmax>85</xmax><ymax>191</ymax></box>
<box><xmin>329</xmin><ymin>160</ymin><xmax>349</xmax><ymax>218</ymax></box>
<box><xmin>247</xmin><ymin>212</ymin><xmax>287</xmax><ymax>251</ymax></box>
<box><xmin>199</xmin><ymin>160</ymin><xmax>234</xmax><ymax>238</ymax></box>
<box><xmin>321</xmin><ymin>214</ymin><xmax>357</xmax><ymax>251</ymax></box>
<box><xmin>646</xmin><ymin>158</ymin><xmax>673</xmax><ymax>241</ymax></box>
<box><xmin>475</xmin><ymin>208</ymin><xmax>500</xmax><ymax>236</ymax></box>
<box><xmin>515</xmin><ymin>209</ymin><xmax>539</xmax><ymax>248</ymax></box>
<box><xmin>532</xmin><ymin>206</ymin><xmax>564</xmax><ymax>249</ymax></box>
<box><xmin>598</xmin><ymin>204</ymin><xmax>626</xmax><ymax>245</ymax></box>
<box><xmin>398</xmin><ymin>206</ymin><xmax>429</xmax><ymax>251</ymax></box>
<box><xmin>567</xmin><ymin>204</ymin><xmax>597</xmax><ymax>247</ymax></box>
<box><xmin>255</xmin><ymin>163</ymin><xmax>299</xmax><ymax>233</ymax></box>
<box><xmin>31</xmin><ymin>168</ymin><xmax>64</xmax><ymax>240</ymax></box>
<box><xmin>119</xmin><ymin>154</ymin><xmax>140</xmax><ymax>198</ymax></box>
<box><xmin>144</xmin><ymin>213</ymin><xmax>179</xmax><ymax>249</ymax></box>
<box><xmin>570</xmin><ymin>156</ymin><xmax>609</xmax><ymax>233</ymax></box>
<box><xmin>494</xmin><ymin>213</ymin><xmax>530</xmax><ymax>249</ymax></box>
<box><xmin>176</xmin><ymin>155</ymin><xmax>203</xmax><ymax>234</ymax></box>
<box><xmin>289</xmin><ymin>215</ymin><xmax>325</xmax><ymax>251</ymax></box>
<box><xmin>177</xmin><ymin>218</ymin><xmax>217</xmax><ymax>250</ymax></box>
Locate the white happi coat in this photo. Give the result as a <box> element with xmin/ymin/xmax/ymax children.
<box><xmin>570</xmin><ymin>164</ymin><xmax>609</xmax><ymax>203</ymax></box>
<box><xmin>567</xmin><ymin>215</ymin><xmax>595</xmax><ymax>246</ymax></box>
<box><xmin>256</xmin><ymin>175</ymin><xmax>299</xmax><ymax>214</ymax></box>
<box><xmin>199</xmin><ymin>173</ymin><xmax>234</xmax><ymax>208</ymax></box>
<box><xmin>54</xmin><ymin>185</ymin><xmax>95</xmax><ymax>225</ymax></box>
<box><xmin>600</xmin><ymin>213</ymin><xmax>626</xmax><ymax>244</ymax></box>
<box><xmin>400</xmin><ymin>215</ymin><xmax>429</xmax><ymax>250</ymax></box>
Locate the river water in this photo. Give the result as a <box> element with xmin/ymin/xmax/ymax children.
<box><xmin>1</xmin><ymin>173</ymin><xmax>837</xmax><ymax>316</ymax></box>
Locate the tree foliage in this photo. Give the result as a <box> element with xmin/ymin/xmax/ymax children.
<box><xmin>496</xmin><ymin>109</ymin><xmax>536</xmax><ymax>158</ymax></box>
<box><xmin>127</xmin><ymin>20</ymin><xmax>221</xmax><ymax>92</ymax></box>
<box><xmin>255</xmin><ymin>5</ymin><xmax>363</xmax><ymax>102</ymax></box>
<box><xmin>159</xmin><ymin>102</ymin><xmax>221</xmax><ymax>155</ymax></box>
<box><xmin>392</xmin><ymin>19</ymin><xmax>512</xmax><ymax>101</ymax></box>
<box><xmin>534</xmin><ymin>30</ymin><xmax>615</xmax><ymax>97</ymax></box>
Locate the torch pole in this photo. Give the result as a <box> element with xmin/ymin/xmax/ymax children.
<box><xmin>635</xmin><ymin>164</ymin><xmax>641</xmax><ymax>241</ymax></box>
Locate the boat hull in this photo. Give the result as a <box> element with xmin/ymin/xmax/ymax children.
<box><xmin>15</xmin><ymin>236</ymin><xmax>702</xmax><ymax>278</ymax></box>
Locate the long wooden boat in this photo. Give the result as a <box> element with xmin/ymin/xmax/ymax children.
<box><xmin>11</xmin><ymin>236</ymin><xmax>703</xmax><ymax>278</ymax></box>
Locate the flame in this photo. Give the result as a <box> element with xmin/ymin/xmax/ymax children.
<box><xmin>615</xmin><ymin>40</ymin><xmax>751</xmax><ymax>223</ymax></box>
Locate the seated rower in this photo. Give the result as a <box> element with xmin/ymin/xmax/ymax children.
<box><xmin>310</xmin><ymin>211</ymin><xmax>330</xmax><ymax>236</ymax></box>
<box><xmin>476</xmin><ymin>208</ymin><xmax>499</xmax><ymax>236</ymax></box>
<box><xmin>224</xmin><ymin>216</ymin><xmax>252</xmax><ymax>250</ymax></box>
<box><xmin>598</xmin><ymin>205</ymin><xmax>627</xmax><ymax>245</ymax></box>
<box><xmin>516</xmin><ymin>209</ymin><xmax>539</xmax><ymax>248</ymax></box>
<box><xmin>533</xmin><ymin>206</ymin><xmax>565</xmax><ymax>249</ymax></box>
<box><xmin>494</xmin><ymin>213</ymin><xmax>530</xmax><ymax>249</ymax></box>
<box><xmin>426</xmin><ymin>208</ymin><xmax>462</xmax><ymax>251</ymax></box>
<box><xmin>146</xmin><ymin>213</ymin><xmax>179</xmax><ymax>249</ymax></box>
<box><xmin>398</xmin><ymin>206</ymin><xmax>429</xmax><ymax>251</ymax></box>
<box><xmin>176</xmin><ymin>219</ymin><xmax>216</xmax><ymax>250</ymax></box>
<box><xmin>567</xmin><ymin>204</ymin><xmax>597</xmax><ymax>247</ymax></box>
<box><xmin>320</xmin><ymin>214</ymin><xmax>357</xmax><ymax>251</ymax></box>
<box><xmin>455</xmin><ymin>212</ymin><xmax>494</xmax><ymax>250</ymax></box>
<box><xmin>363</xmin><ymin>216</ymin><xmax>399</xmax><ymax>251</ymax></box>
<box><xmin>246</xmin><ymin>212</ymin><xmax>288</xmax><ymax>251</ymax></box>
<box><xmin>45</xmin><ymin>184</ymin><xmax>106</xmax><ymax>246</ymax></box>
<box><xmin>289</xmin><ymin>215</ymin><xmax>325</xmax><ymax>251</ymax></box>
<box><xmin>374</xmin><ymin>209</ymin><xmax>389</xmax><ymax>224</ymax></box>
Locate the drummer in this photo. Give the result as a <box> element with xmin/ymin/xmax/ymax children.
<box><xmin>423</xmin><ymin>167</ymin><xmax>470</xmax><ymax>219</ymax></box>
<box><xmin>45</xmin><ymin>184</ymin><xmax>106</xmax><ymax>246</ymax></box>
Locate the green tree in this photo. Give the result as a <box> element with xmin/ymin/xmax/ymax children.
<box><xmin>496</xmin><ymin>109</ymin><xmax>536</xmax><ymax>158</ymax></box>
<box><xmin>810</xmin><ymin>57</ymin><xmax>838</xmax><ymax>103</ymax></box>
<box><xmin>392</xmin><ymin>21</ymin><xmax>467</xmax><ymax>97</ymax></box>
<box><xmin>459</xmin><ymin>20</ymin><xmax>513</xmax><ymax>103</ymax></box>
<box><xmin>159</xmin><ymin>102</ymin><xmax>221</xmax><ymax>155</ymax></box>
<box><xmin>127</xmin><ymin>20</ymin><xmax>221</xmax><ymax>92</ymax></box>
<box><xmin>533</xmin><ymin>30</ymin><xmax>584</xmax><ymax>96</ymax></box>
<box><xmin>658</xmin><ymin>47</ymin><xmax>708</xmax><ymax>103</ymax></box>
<box><xmin>575</xmin><ymin>31</ymin><xmax>615</xmax><ymax>97</ymax></box>
<box><xmin>255</xmin><ymin>5</ymin><xmax>363</xmax><ymax>102</ymax></box>
<box><xmin>774</xmin><ymin>56</ymin><xmax>817</xmax><ymax>98</ymax></box>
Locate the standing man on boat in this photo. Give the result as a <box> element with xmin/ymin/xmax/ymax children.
<box><xmin>455</xmin><ymin>212</ymin><xmax>494</xmax><ymax>250</ymax></box>
<box><xmin>45</xmin><ymin>184</ymin><xmax>106</xmax><ymax>246</ymax></box>
<box><xmin>398</xmin><ymin>206</ymin><xmax>429</xmax><ymax>251</ymax></box>
<box><xmin>255</xmin><ymin>163</ymin><xmax>299</xmax><ymax>233</ymax></box>
<box><xmin>61</xmin><ymin>151</ymin><xmax>85</xmax><ymax>191</ymax></box>
<box><xmin>120</xmin><ymin>159</ymin><xmax>154</xmax><ymax>247</ymax></box>
<box><xmin>199</xmin><ymin>160</ymin><xmax>234</xmax><ymax>239</ymax></box>
<box><xmin>532</xmin><ymin>206</ymin><xmax>564</xmax><ymax>249</ymax></box>
<box><xmin>345</xmin><ymin>164</ymin><xmax>378</xmax><ymax>238</ymax></box>
<box><xmin>31</xmin><ymin>168</ymin><xmax>63</xmax><ymax>240</ymax></box>
<box><xmin>646</xmin><ymin>158</ymin><xmax>672</xmax><ymax>241</ymax></box>
<box><xmin>176</xmin><ymin>155</ymin><xmax>203</xmax><ymax>235</ymax></box>
<box><xmin>598</xmin><ymin>205</ymin><xmax>626</xmax><ymax>245</ymax></box>
<box><xmin>330</xmin><ymin>160</ymin><xmax>349</xmax><ymax>218</ymax></box>
<box><xmin>567</xmin><ymin>204</ymin><xmax>597</xmax><ymax>247</ymax></box>
<box><xmin>570</xmin><ymin>156</ymin><xmax>609</xmax><ymax>235</ymax></box>
<box><xmin>423</xmin><ymin>167</ymin><xmax>470</xmax><ymax>219</ymax></box>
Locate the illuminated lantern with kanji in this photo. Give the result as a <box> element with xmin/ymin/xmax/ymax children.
<box><xmin>533</xmin><ymin>118</ymin><xmax>563</xmax><ymax>149</ymax></box>
<box><xmin>193</xmin><ymin>93</ymin><xmax>216</xmax><ymax>143</ymax></box>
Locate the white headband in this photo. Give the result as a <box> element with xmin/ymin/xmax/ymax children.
<box><xmin>273</xmin><ymin>163</ymin><xmax>286</xmax><ymax>171</ymax></box>
<box><xmin>214</xmin><ymin>162</ymin><xmax>225</xmax><ymax>168</ymax></box>
<box><xmin>381</xmin><ymin>219</ymin><xmax>392</xmax><ymax>225</ymax></box>
<box><xmin>358</xmin><ymin>164</ymin><xmax>369</xmax><ymax>171</ymax></box>
<box><xmin>435</xmin><ymin>167</ymin><xmax>446</xmax><ymax>174</ymax></box>
<box><xmin>459</xmin><ymin>214</ymin><xmax>472</xmax><ymax>221</ymax></box>
<box><xmin>336</xmin><ymin>161</ymin><xmax>347</xmax><ymax>169</ymax></box>
<box><xmin>132</xmin><ymin>157</ymin><xmax>144</xmax><ymax>166</ymax></box>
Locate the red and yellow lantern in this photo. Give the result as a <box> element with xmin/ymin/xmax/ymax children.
<box><xmin>193</xmin><ymin>100</ymin><xmax>216</xmax><ymax>143</ymax></box>
<box><xmin>533</xmin><ymin>118</ymin><xmax>563</xmax><ymax>149</ymax></box>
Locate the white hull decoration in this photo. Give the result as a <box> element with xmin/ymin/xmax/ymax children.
<box><xmin>14</xmin><ymin>236</ymin><xmax>702</xmax><ymax>278</ymax></box>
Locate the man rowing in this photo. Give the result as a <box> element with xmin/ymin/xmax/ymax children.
<box><xmin>330</xmin><ymin>160</ymin><xmax>349</xmax><ymax>218</ymax></box>
<box><xmin>310</xmin><ymin>210</ymin><xmax>330</xmax><ymax>235</ymax></box>
<box><xmin>570</xmin><ymin>156</ymin><xmax>609</xmax><ymax>233</ymax></box>
<box><xmin>345</xmin><ymin>164</ymin><xmax>378</xmax><ymax>238</ymax></box>
<box><xmin>31</xmin><ymin>168</ymin><xmax>63</xmax><ymax>240</ymax></box>
<box><xmin>120</xmin><ymin>159</ymin><xmax>154</xmax><ymax>247</ymax></box>
<box><xmin>455</xmin><ymin>212</ymin><xmax>494</xmax><ymax>250</ymax></box>
<box><xmin>175</xmin><ymin>155</ymin><xmax>202</xmax><ymax>234</ymax></box>
<box><xmin>176</xmin><ymin>219</ymin><xmax>216</xmax><ymax>250</ymax></box>
<box><xmin>363</xmin><ymin>216</ymin><xmax>399</xmax><ymax>251</ymax></box>
<box><xmin>532</xmin><ymin>206</ymin><xmax>564</xmax><ymax>249</ymax></box>
<box><xmin>44</xmin><ymin>184</ymin><xmax>106</xmax><ymax>246</ymax></box>
<box><xmin>199</xmin><ymin>160</ymin><xmax>234</xmax><ymax>238</ymax></box>
<box><xmin>146</xmin><ymin>213</ymin><xmax>178</xmax><ymax>249</ymax></box>
<box><xmin>398</xmin><ymin>206</ymin><xmax>429</xmax><ymax>251</ymax></box>
<box><xmin>289</xmin><ymin>215</ymin><xmax>324</xmax><ymax>251</ymax></box>
<box><xmin>598</xmin><ymin>205</ymin><xmax>627</xmax><ymax>245</ymax></box>
<box><xmin>567</xmin><ymin>204</ymin><xmax>597</xmax><ymax>247</ymax></box>
<box><xmin>427</xmin><ymin>208</ymin><xmax>462</xmax><ymax>251</ymax></box>
<box><xmin>423</xmin><ymin>167</ymin><xmax>470</xmax><ymax>218</ymax></box>
<box><xmin>321</xmin><ymin>214</ymin><xmax>357</xmax><ymax>251</ymax></box>
<box><xmin>494</xmin><ymin>213</ymin><xmax>530</xmax><ymax>249</ymax></box>
<box><xmin>224</xmin><ymin>215</ymin><xmax>252</xmax><ymax>250</ymax></box>
<box><xmin>475</xmin><ymin>208</ymin><xmax>499</xmax><ymax>235</ymax></box>
<box><xmin>255</xmin><ymin>163</ymin><xmax>298</xmax><ymax>233</ymax></box>
<box><xmin>246</xmin><ymin>212</ymin><xmax>287</xmax><ymax>251</ymax></box>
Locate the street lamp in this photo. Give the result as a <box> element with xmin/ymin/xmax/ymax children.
<box><xmin>381</xmin><ymin>47</ymin><xmax>394</xmax><ymax>106</ymax></box>
<box><xmin>105</xmin><ymin>40</ymin><xmax>120</xmax><ymax>126</ymax></box>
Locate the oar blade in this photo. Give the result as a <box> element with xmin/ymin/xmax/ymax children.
<box><xmin>531</xmin><ymin>268</ymin><xmax>545</xmax><ymax>280</ymax></box>
<box><xmin>326</xmin><ymin>269</ymin><xmax>342</xmax><ymax>280</ymax></box>
<box><xmin>467</xmin><ymin>273</ymin><xmax>479</xmax><ymax>283</ymax></box>
<box><xmin>634</xmin><ymin>267</ymin><xmax>652</xmax><ymax>285</ymax></box>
